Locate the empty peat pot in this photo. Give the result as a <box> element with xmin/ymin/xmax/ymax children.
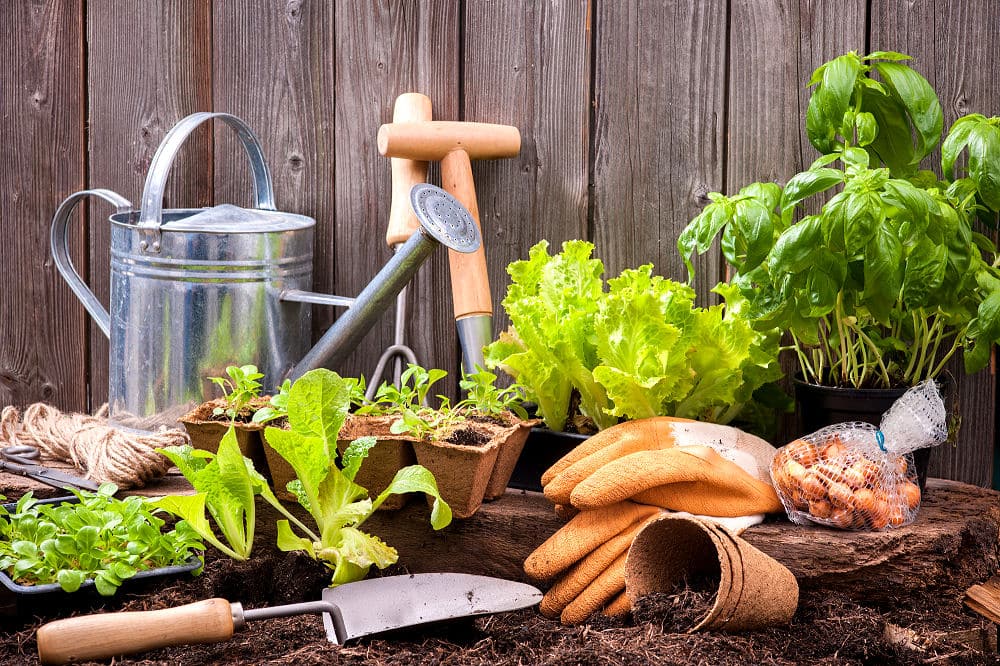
<box><xmin>625</xmin><ymin>515</ymin><xmax>799</xmax><ymax>632</ymax></box>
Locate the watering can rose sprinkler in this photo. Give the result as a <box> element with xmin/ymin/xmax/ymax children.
<box><xmin>50</xmin><ymin>112</ymin><xmax>481</xmax><ymax>431</ymax></box>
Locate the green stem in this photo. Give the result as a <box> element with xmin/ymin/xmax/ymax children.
<box><xmin>848</xmin><ymin>321</ymin><xmax>892</xmax><ymax>386</ymax></box>
<box><xmin>835</xmin><ymin>295</ymin><xmax>849</xmax><ymax>384</ymax></box>
<box><xmin>791</xmin><ymin>334</ymin><xmax>815</xmax><ymax>383</ymax></box>
<box><xmin>261</xmin><ymin>493</ymin><xmax>320</xmax><ymax>543</ymax></box>
<box><xmin>928</xmin><ymin>325</ymin><xmax>969</xmax><ymax>379</ymax></box>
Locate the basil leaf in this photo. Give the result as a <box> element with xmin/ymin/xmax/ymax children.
<box><xmin>855</xmin><ymin>112</ymin><xmax>877</xmax><ymax>146</ymax></box>
<box><xmin>780</xmin><ymin>168</ymin><xmax>845</xmax><ymax>223</ymax></box>
<box><xmin>862</xmin><ymin>86</ymin><xmax>916</xmax><ymax>174</ymax></box>
<box><xmin>845</xmin><ymin>190</ymin><xmax>883</xmax><ymax>253</ymax></box>
<box><xmin>769</xmin><ymin>216</ymin><xmax>824</xmax><ymax>275</ymax></box>
<box><xmin>873</xmin><ymin>61</ymin><xmax>944</xmax><ymax>165</ymax></box>
<box><xmin>941</xmin><ymin>114</ymin><xmax>983</xmax><ymax>179</ymax></box>
<box><xmin>863</xmin><ymin>51</ymin><xmax>911</xmax><ymax>62</ymax></box>
<box><xmin>864</xmin><ymin>226</ymin><xmax>904</xmax><ymax>324</ymax></box>
<box><xmin>902</xmin><ymin>239</ymin><xmax>948</xmax><ymax>308</ymax></box>
<box><xmin>806</xmin><ymin>53</ymin><xmax>862</xmax><ymax>153</ymax></box>
<box><xmin>734</xmin><ymin>199</ymin><xmax>775</xmax><ymax>271</ymax></box>
<box><xmin>968</xmin><ymin>122</ymin><xmax>1000</xmax><ymax>211</ymax></box>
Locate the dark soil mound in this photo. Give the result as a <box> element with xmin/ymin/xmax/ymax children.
<box><xmin>2</xmin><ymin>548</ymin><xmax>996</xmax><ymax>665</ymax></box>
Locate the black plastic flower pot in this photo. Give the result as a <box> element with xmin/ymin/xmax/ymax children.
<box><xmin>791</xmin><ymin>377</ymin><xmax>951</xmax><ymax>492</ymax></box>
<box><xmin>508</xmin><ymin>427</ymin><xmax>590</xmax><ymax>492</ymax></box>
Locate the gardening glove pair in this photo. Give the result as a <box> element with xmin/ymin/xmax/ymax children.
<box><xmin>524</xmin><ymin>502</ymin><xmax>764</xmax><ymax>625</ymax></box>
<box><xmin>542</xmin><ymin>417</ymin><xmax>783</xmax><ymax>517</ymax></box>
<box><xmin>524</xmin><ymin>501</ymin><xmax>658</xmax><ymax>625</ymax></box>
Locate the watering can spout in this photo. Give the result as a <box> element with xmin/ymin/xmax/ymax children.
<box><xmin>287</xmin><ymin>184</ymin><xmax>481</xmax><ymax>381</ymax></box>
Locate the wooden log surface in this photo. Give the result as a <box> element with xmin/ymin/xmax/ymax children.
<box><xmin>3</xmin><ymin>467</ymin><xmax>997</xmax><ymax>609</ymax></box>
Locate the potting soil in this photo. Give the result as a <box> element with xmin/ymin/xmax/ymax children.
<box><xmin>1</xmin><ymin>544</ymin><xmax>996</xmax><ymax>665</ymax></box>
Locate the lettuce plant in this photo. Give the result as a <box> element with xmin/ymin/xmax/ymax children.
<box><xmin>264</xmin><ymin>369</ymin><xmax>452</xmax><ymax>585</ymax></box>
<box><xmin>484</xmin><ymin>240</ymin><xmax>785</xmax><ymax>432</ymax></box>
<box><xmin>152</xmin><ymin>429</ymin><xmax>309</xmax><ymax>561</ymax></box>
<box><xmin>0</xmin><ymin>484</ymin><xmax>203</xmax><ymax>596</ymax></box>
<box><xmin>209</xmin><ymin>364</ymin><xmax>265</xmax><ymax>421</ymax></box>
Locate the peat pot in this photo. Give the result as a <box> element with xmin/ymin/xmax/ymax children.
<box><xmin>51</xmin><ymin>113</ymin><xmax>480</xmax><ymax>432</ymax></box>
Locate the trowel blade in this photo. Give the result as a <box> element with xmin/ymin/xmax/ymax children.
<box><xmin>320</xmin><ymin>573</ymin><xmax>542</xmax><ymax>643</ymax></box>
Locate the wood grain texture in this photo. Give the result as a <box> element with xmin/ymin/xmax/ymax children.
<box><xmin>212</xmin><ymin>0</ymin><xmax>337</xmax><ymax>377</ymax></box>
<box><xmin>870</xmin><ymin>0</ymin><xmax>1000</xmax><ymax>487</ymax></box>
<box><xmin>591</xmin><ymin>0</ymin><xmax>726</xmax><ymax>297</ymax></box>
<box><xmin>85</xmin><ymin>0</ymin><xmax>212</xmax><ymax>410</ymax></box>
<box><xmin>463</xmin><ymin>0</ymin><xmax>591</xmax><ymax>341</ymax></box>
<box><xmin>0</xmin><ymin>0</ymin><xmax>86</xmax><ymax>411</ymax></box>
<box><xmin>727</xmin><ymin>0</ymin><xmax>866</xmax><ymax>190</ymax></box>
<box><xmin>333</xmin><ymin>0</ymin><xmax>460</xmax><ymax>396</ymax></box>
<box><xmin>728</xmin><ymin>0</ymin><xmax>866</xmax><ymax>442</ymax></box>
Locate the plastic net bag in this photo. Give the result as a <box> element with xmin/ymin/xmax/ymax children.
<box><xmin>770</xmin><ymin>380</ymin><xmax>947</xmax><ymax>530</ymax></box>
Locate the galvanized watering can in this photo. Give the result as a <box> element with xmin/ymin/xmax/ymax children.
<box><xmin>51</xmin><ymin>112</ymin><xmax>480</xmax><ymax>431</ymax></box>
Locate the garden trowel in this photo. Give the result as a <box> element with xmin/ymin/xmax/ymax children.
<box><xmin>36</xmin><ymin>573</ymin><xmax>542</xmax><ymax>665</ymax></box>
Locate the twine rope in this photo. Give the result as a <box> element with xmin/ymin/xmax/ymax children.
<box><xmin>0</xmin><ymin>403</ymin><xmax>183</xmax><ymax>489</ymax></box>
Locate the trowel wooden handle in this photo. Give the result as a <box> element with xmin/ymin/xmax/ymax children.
<box><xmin>386</xmin><ymin>93</ymin><xmax>432</xmax><ymax>247</ymax></box>
<box><xmin>378</xmin><ymin>121</ymin><xmax>521</xmax><ymax>161</ymax></box>
<box><xmin>442</xmin><ymin>149</ymin><xmax>492</xmax><ymax>319</ymax></box>
<box><xmin>37</xmin><ymin>598</ymin><xmax>235</xmax><ymax>664</ymax></box>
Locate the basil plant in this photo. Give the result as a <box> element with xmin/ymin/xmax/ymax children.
<box><xmin>679</xmin><ymin>51</ymin><xmax>1000</xmax><ymax>389</ymax></box>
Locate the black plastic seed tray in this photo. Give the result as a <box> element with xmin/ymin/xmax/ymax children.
<box><xmin>0</xmin><ymin>495</ymin><xmax>202</xmax><ymax>617</ymax></box>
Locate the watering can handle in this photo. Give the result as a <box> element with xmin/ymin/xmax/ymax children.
<box><xmin>137</xmin><ymin>112</ymin><xmax>276</xmax><ymax>252</ymax></box>
<box><xmin>50</xmin><ymin>189</ymin><xmax>133</xmax><ymax>339</ymax></box>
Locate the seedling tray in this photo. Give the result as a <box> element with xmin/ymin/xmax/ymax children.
<box><xmin>0</xmin><ymin>496</ymin><xmax>203</xmax><ymax>617</ymax></box>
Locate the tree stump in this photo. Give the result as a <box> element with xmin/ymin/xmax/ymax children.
<box><xmin>4</xmin><ymin>466</ymin><xmax>996</xmax><ymax>607</ymax></box>
<box><xmin>355</xmin><ymin>479</ymin><xmax>1000</xmax><ymax>607</ymax></box>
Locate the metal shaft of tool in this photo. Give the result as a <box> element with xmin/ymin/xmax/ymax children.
<box><xmin>234</xmin><ymin>601</ymin><xmax>349</xmax><ymax>644</ymax></box>
<box><xmin>290</xmin><ymin>229</ymin><xmax>438</xmax><ymax>380</ymax></box>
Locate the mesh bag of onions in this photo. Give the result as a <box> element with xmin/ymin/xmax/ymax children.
<box><xmin>770</xmin><ymin>380</ymin><xmax>948</xmax><ymax>530</ymax></box>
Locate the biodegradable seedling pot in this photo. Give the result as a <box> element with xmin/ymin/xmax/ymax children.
<box><xmin>482</xmin><ymin>416</ymin><xmax>541</xmax><ymax>500</ymax></box>
<box><xmin>339</xmin><ymin>415</ymin><xmax>417</xmax><ymax>511</ymax></box>
<box><xmin>180</xmin><ymin>398</ymin><xmax>269</xmax><ymax>476</ymax></box>
<box><xmin>625</xmin><ymin>515</ymin><xmax>798</xmax><ymax>632</ymax></box>
<box><xmin>411</xmin><ymin>427</ymin><xmax>501</xmax><ymax>520</ymax></box>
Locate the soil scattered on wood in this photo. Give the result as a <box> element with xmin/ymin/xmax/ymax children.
<box><xmin>2</xmin><ymin>544</ymin><xmax>996</xmax><ymax>666</ymax></box>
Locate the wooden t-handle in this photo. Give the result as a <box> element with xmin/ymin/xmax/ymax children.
<box><xmin>37</xmin><ymin>598</ymin><xmax>235</xmax><ymax>665</ymax></box>
<box><xmin>386</xmin><ymin>93</ymin><xmax>432</xmax><ymax>247</ymax></box>
<box><xmin>441</xmin><ymin>148</ymin><xmax>492</xmax><ymax>319</ymax></box>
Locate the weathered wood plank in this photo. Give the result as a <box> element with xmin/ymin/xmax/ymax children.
<box><xmin>463</xmin><ymin>0</ymin><xmax>591</xmax><ymax>344</ymax></box>
<box><xmin>85</xmin><ymin>0</ymin><xmax>213</xmax><ymax>410</ymax></box>
<box><xmin>728</xmin><ymin>0</ymin><xmax>866</xmax><ymax>442</ymax></box>
<box><xmin>870</xmin><ymin>0</ymin><xmax>1000</xmax><ymax>487</ymax></box>
<box><xmin>728</xmin><ymin>0</ymin><xmax>866</xmax><ymax>190</ymax></box>
<box><xmin>591</xmin><ymin>0</ymin><xmax>727</xmax><ymax>297</ymax></box>
<box><xmin>0</xmin><ymin>0</ymin><xmax>87</xmax><ymax>412</ymax></box>
<box><xmin>332</xmin><ymin>0</ymin><xmax>461</xmax><ymax>394</ymax></box>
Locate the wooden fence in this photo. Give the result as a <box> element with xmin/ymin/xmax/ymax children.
<box><xmin>2</xmin><ymin>0</ymin><xmax>998</xmax><ymax>486</ymax></box>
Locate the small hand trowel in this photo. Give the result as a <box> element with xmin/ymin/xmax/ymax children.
<box><xmin>36</xmin><ymin>573</ymin><xmax>542</xmax><ymax>665</ymax></box>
